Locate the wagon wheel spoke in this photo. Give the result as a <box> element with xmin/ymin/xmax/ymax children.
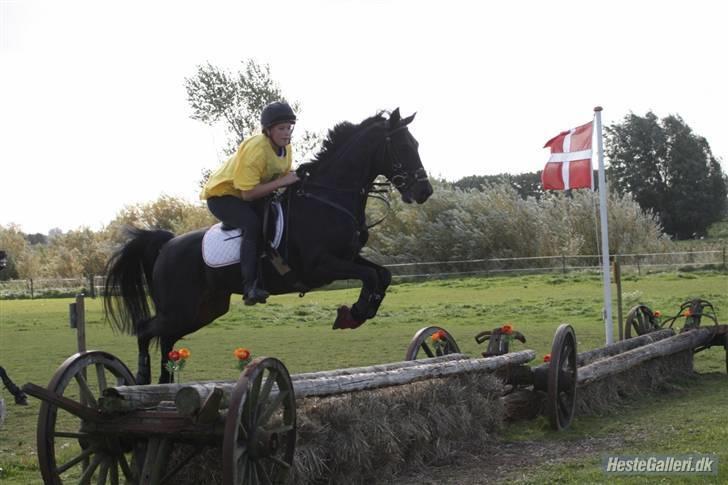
<box><xmin>95</xmin><ymin>457</ymin><xmax>110</xmax><ymax>485</ymax></box>
<box><xmin>237</xmin><ymin>421</ymin><xmax>249</xmax><ymax>441</ymax></box>
<box><xmin>78</xmin><ymin>450</ymin><xmax>104</xmax><ymax>485</ymax></box>
<box><xmin>236</xmin><ymin>450</ymin><xmax>250</xmax><ymax>476</ymax></box>
<box><xmin>234</xmin><ymin>443</ymin><xmax>248</xmax><ymax>463</ymax></box>
<box><xmin>56</xmin><ymin>446</ymin><xmax>95</xmax><ymax>474</ymax></box>
<box><xmin>54</xmin><ymin>430</ymin><xmax>90</xmax><ymax>439</ymax></box>
<box><xmin>265</xmin><ymin>454</ymin><xmax>292</xmax><ymax>469</ymax></box>
<box><xmin>95</xmin><ymin>363</ymin><xmax>108</xmax><ymax>392</ymax></box>
<box><xmin>109</xmin><ymin>457</ymin><xmax>119</xmax><ymax>485</ymax></box>
<box><xmin>258</xmin><ymin>390</ymin><xmax>289</xmax><ymax>427</ymax></box>
<box><xmin>118</xmin><ymin>453</ymin><xmax>134</xmax><ymax>480</ymax></box>
<box><xmin>256</xmin><ymin>461</ymin><xmax>274</xmax><ymax>485</ymax></box>
<box><xmin>257</xmin><ymin>369</ymin><xmax>278</xmax><ymax>406</ymax></box>
<box><xmin>74</xmin><ymin>372</ymin><xmax>99</xmax><ymax>407</ymax></box>
<box><xmin>420</xmin><ymin>342</ymin><xmax>435</xmax><ymax>358</ymax></box>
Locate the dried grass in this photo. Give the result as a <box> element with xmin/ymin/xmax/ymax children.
<box><xmin>576</xmin><ymin>349</ymin><xmax>694</xmax><ymax>416</ymax></box>
<box><xmin>169</xmin><ymin>373</ymin><xmax>505</xmax><ymax>484</ymax></box>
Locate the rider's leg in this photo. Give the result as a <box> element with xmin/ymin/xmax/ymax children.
<box><xmin>207</xmin><ymin>196</ymin><xmax>269</xmax><ymax>304</ymax></box>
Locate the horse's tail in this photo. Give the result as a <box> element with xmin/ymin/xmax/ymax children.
<box><xmin>103</xmin><ymin>227</ymin><xmax>175</xmax><ymax>335</ymax></box>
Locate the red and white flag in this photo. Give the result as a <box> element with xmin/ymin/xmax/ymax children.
<box><xmin>541</xmin><ymin>121</ymin><xmax>594</xmax><ymax>190</ymax></box>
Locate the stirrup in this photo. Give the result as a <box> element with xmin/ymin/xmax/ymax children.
<box><xmin>243</xmin><ymin>283</ymin><xmax>270</xmax><ymax>306</ymax></box>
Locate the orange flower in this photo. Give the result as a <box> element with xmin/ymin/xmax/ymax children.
<box><xmin>543</xmin><ymin>354</ymin><xmax>551</xmax><ymax>363</ymax></box>
<box><xmin>178</xmin><ymin>348</ymin><xmax>191</xmax><ymax>360</ymax></box>
<box><xmin>234</xmin><ymin>348</ymin><xmax>251</xmax><ymax>361</ymax></box>
<box><xmin>501</xmin><ymin>324</ymin><xmax>513</xmax><ymax>335</ymax></box>
<box><xmin>653</xmin><ymin>310</ymin><xmax>662</xmax><ymax>318</ymax></box>
<box><xmin>431</xmin><ymin>330</ymin><xmax>447</xmax><ymax>342</ymax></box>
<box><xmin>682</xmin><ymin>308</ymin><xmax>692</xmax><ymax>317</ymax></box>
<box><xmin>168</xmin><ymin>350</ymin><xmax>180</xmax><ymax>362</ymax></box>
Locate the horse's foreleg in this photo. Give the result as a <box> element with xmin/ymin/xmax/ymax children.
<box><xmin>310</xmin><ymin>255</ymin><xmax>380</xmax><ymax>329</ymax></box>
<box><xmin>353</xmin><ymin>256</ymin><xmax>392</xmax><ymax>318</ymax></box>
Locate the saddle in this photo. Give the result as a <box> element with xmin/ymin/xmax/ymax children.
<box><xmin>201</xmin><ymin>197</ymin><xmax>308</xmax><ymax>292</ymax></box>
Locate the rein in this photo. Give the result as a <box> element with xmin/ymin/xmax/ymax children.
<box><xmin>294</xmin><ymin>120</ymin><xmax>421</xmax><ymax>230</ymax></box>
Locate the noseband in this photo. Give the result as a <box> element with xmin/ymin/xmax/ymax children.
<box><xmin>383</xmin><ymin>123</ymin><xmax>429</xmax><ymax>192</ymax></box>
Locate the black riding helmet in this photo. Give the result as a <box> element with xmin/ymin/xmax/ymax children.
<box><xmin>261</xmin><ymin>101</ymin><xmax>296</xmax><ymax>129</ymax></box>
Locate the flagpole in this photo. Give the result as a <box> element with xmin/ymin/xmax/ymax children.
<box><xmin>594</xmin><ymin>106</ymin><xmax>613</xmax><ymax>344</ymax></box>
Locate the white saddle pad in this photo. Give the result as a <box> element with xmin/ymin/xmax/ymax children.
<box><xmin>202</xmin><ymin>201</ymin><xmax>284</xmax><ymax>268</ymax></box>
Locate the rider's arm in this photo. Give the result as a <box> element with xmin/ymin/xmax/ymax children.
<box><xmin>240</xmin><ymin>172</ymin><xmax>300</xmax><ymax>201</ymax></box>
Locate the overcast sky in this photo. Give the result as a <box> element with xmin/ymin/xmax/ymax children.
<box><xmin>2</xmin><ymin>0</ymin><xmax>727</xmax><ymax>234</ymax></box>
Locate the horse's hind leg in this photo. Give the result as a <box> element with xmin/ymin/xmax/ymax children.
<box><xmin>135</xmin><ymin>325</ymin><xmax>153</xmax><ymax>385</ymax></box>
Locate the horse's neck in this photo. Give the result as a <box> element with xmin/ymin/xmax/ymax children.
<box><xmin>309</xmin><ymin>134</ymin><xmax>382</xmax><ymax>191</ymax></box>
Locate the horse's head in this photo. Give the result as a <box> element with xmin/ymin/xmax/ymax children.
<box><xmin>382</xmin><ymin>108</ymin><xmax>433</xmax><ymax>204</ymax></box>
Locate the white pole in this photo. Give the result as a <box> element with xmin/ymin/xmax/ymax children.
<box><xmin>594</xmin><ymin>106</ymin><xmax>613</xmax><ymax>344</ymax></box>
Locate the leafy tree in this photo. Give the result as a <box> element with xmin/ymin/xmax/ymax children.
<box><xmin>185</xmin><ymin>59</ymin><xmax>322</xmax><ymax>187</ymax></box>
<box><xmin>606</xmin><ymin>112</ymin><xmax>727</xmax><ymax>238</ymax></box>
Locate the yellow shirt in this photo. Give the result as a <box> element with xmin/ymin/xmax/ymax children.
<box><xmin>200</xmin><ymin>134</ymin><xmax>293</xmax><ymax>199</ymax></box>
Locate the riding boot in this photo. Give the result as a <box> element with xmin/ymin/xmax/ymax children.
<box><xmin>240</xmin><ymin>237</ymin><xmax>269</xmax><ymax>305</ymax></box>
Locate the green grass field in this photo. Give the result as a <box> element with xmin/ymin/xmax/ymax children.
<box><xmin>0</xmin><ymin>270</ymin><xmax>726</xmax><ymax>483</ymax></box>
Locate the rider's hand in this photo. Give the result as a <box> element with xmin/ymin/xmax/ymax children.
<box><xmin>278</xmin><ymin>171</ymin><xmax>300</xmax><ymax>187</ymax></box>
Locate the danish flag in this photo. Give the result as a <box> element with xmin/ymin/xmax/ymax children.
<box><xmin>541</xmin><ymin>121</ymin><xmax>594</xmax><ymax>190</ymax></box>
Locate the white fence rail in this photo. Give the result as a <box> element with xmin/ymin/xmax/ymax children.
<box><xmin>0</xmin><ymin>250</ymin><xmax>725</xmax><ymax>299</ymax></box>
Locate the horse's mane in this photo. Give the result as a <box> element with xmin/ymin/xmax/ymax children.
<box><xmin>298</xmin><ymin>112</ymin><xmax>386</xmax><ymax>174</ymax></box>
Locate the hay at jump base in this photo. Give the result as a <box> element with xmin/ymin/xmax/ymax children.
<box><xmin>173</xmin><ymin>372</ymin><xmax>505</xmax><ymax>485</ymax></box>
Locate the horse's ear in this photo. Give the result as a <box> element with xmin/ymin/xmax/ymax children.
<box><xmin>401</xmin><ymin>112</ymin><xmax>416</xmax><ymax>126</ymax></box>
<box><xmin>389</xmin><ymin>108</ymin><xmax>401</xmax><ymax>126</ymax></box>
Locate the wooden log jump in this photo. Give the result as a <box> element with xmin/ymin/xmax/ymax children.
<box><xmin>577</xmin><ymin>327</ymin><xmax>715</xmax><ymax>386</ymax></box>
<box><xmin>101</xmin><ymin>351</ymin><xmax>535</xmax><ymax>416</ymax></box>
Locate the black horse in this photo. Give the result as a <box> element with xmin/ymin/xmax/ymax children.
<box><xmin>104</xmin><ymin>109</ymin><xmax>433</xmax><ymax>384</ymax></box>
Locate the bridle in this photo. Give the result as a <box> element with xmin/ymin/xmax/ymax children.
<box><xmin>382</xmin><ymin>123</ymin><xmax>430</xmax><ymax>194</ymax></box>
<box><xmin>294</xmin><ymin>119</ymin><xmax>428</xmax><ymax>230</ymax></box>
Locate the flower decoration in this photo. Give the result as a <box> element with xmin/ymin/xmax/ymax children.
<box><xmin>653</xmin><ymin>310</ymin><xmax>662</xmax><ymax>318</ymax></box>
<box><xmin>682</xmin><ymin>308</ymin><xmax>692</xmax><ymax>317</ymax></box>
<box><xmin>501</xmin><ymin>324</ymin><xmax>513</xmax><ymax>335</ymax></box>
<box><xmin>429</xmin><ymin>330</ymin><xmax>449</xmax><ymax>353</ymax></box>
<box><xmin>543</xmin><ymin>354</ymin><xmax>551</xmax><ymax>363</ymax></box>
<box><xmin>234</xmin><ymin>347</ymin><xmax>252</xmax><ymax>370</ymax></box>
<box><xmin>165</xmin><ymin>347</ymin><xmax>190</xmax><ymax>383</ymax></box>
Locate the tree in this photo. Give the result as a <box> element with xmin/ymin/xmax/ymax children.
<box><xmin>606</xmin><ymin>112</ymin><xmax>728</xmax><ymax>238</ymax></box>
<box><xmin>185</xmin><ymin>59</ymin><xmax>322</xmax><ymax>186</ymax></box>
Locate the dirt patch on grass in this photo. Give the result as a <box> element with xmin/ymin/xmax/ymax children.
<box><xmin>394</xmin><ymin>434</ymin><xmax>626</xmax><ymax>484</ymax></box>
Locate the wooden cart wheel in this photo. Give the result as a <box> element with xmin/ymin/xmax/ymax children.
<box><xmin>404</xmin><ymin>326</ymin><xmax>460</xmax><ymax>361</ymax></box>
<box><xmin>37</xmin><ymin>350</ymin><xmax>136</xmax><ymax>485</ymax></box>
<box><xmin>223</xmin><ymin>357</ymin><xmax>296</xmax><ymax>485</ymax></box>
<box><xmin>624</xmin><ymin>304</ymin><xmax>659</xmax><ymax>338</ymax></box>
<box><xmin>681</xmin><ymin>299</ymin><xmax>718</xmax><ymax>330</ymax></box>
<box><xmin>547</xmin><ymin>324</ymin><xmax>577</xmax><ymax>431</ymax></box>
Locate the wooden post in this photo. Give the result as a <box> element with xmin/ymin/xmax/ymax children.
<box><xmin>561</xmin><ymin>255</ymin><xmax>566</xmax><ymax>274</ymax></box>
<box><xmin>75</xmin><ymin>294</ymin><xmax>86</xmax><ymax>353</ymax></box>
<box><xmin>614</xmin><ymin>257</ymin><xmax>623</xmax><ymax>341</ymax></box>
<box><xmin>29</xmin><ymin>278</ymin><xmax>34</xmax><ymax>299</ymax></box>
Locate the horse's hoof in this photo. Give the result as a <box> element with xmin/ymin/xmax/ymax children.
<box><xmin>333</xmin><ymin>305</ymin><xmax>365</xmax><ymax>330</ymax></box>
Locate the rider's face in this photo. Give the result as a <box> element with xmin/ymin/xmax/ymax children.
<box><xmin>268</xmin><ymin>122</ymin><xmax>295</xmax><ymax>148</ymax></box>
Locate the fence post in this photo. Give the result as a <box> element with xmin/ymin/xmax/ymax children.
<box><xmin>87</xmin><ymin>274</ymin><xmax>96</xmax><ymax>298</ymax></box>
<box><xmin>561</xmin><ymin>255</ymin><xmax>566</xmax><ymax>274</ymax></box>
<box><xmin>636</xmin><ymin>256</ymin><xmax>641</xmax><ymax>276</ymax></box>
<box><xmin>723</xmin><ymin>246</ymin><xmax>726</xmax><ymax>271</ymax></box>
<box><xmin>69</xmin><ymin>293</ymin><xmax>86</xmax><ymax>354</ymax></box>
<box><xmin>614</xmin><ymin>256</ymin><xmax>623</xmax><ymax>341</ymax></box>
<box><xmin>29</xmin><ymin>278</ymin><xmax>34</xmax><ymax>299</ymax></box>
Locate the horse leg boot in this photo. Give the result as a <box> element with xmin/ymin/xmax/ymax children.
<box><xmin>0</xmin><ymin>366</ymin><xmax>27</xmax><ymax>405</ymax></box>
<box><xmin>240</xmin><ymin>236</ymin><xmax>269</xmax><ymax>305</ymax></box>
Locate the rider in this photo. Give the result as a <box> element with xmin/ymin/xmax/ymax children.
<box><xmin>201</xmin><ymin>101</ymin><xmax>300</xmax><ymax>305</ymax></box>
